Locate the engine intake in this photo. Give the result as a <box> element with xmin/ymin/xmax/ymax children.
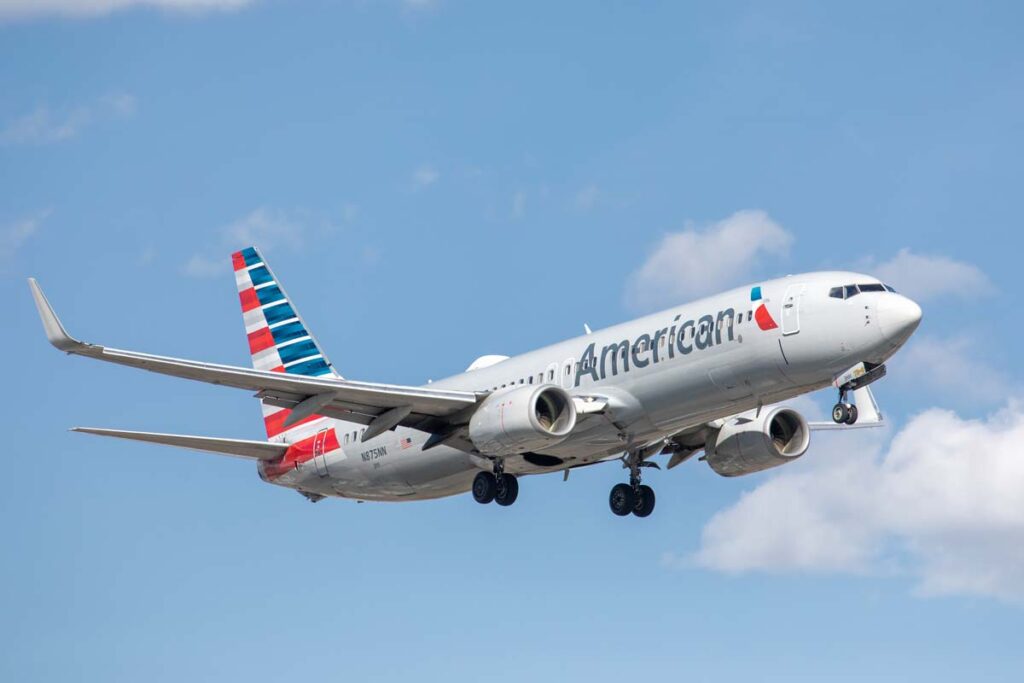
<box><xmin>468</xmin><ymin>385</ymin><xmax>577</xmax><ymax>456</ymax></box>
<box><xmin>705</xmin><ymin>407</ymin><xmax>810</xmax><ymax>477</ymax></box>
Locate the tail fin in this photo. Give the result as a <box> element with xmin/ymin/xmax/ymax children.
<box><xmin>232</xmin><ymin>246</ymin><xmax>339</xmax><ymax>439</ymax></box>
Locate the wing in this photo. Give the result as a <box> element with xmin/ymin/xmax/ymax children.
<box><xmin>72</xmin><ymin>428</ymin><xmax>289</xmax><ymax>460</ymax></box>
<box><xmin>29</xmin><ymin>279</ymin><xmax>480</xmax><ymax>436</ymax></box>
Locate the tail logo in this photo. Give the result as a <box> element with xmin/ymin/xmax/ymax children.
<box><xmin>751</xmin><ymin>286</ymin><xmax>779</xmax><ymax>331</ymax></box>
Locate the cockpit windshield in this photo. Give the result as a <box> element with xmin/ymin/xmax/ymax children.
<box><xmin>829</xmin><ymin>283</ymin><xmax>896</xmax><ymax>299</ymax></box>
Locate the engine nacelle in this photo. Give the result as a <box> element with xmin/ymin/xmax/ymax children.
<box><xmin>705</xmin><ymin>407</ymin><xmax>810</xmax><ymax>477</ymax></box>
<box><xmin>468</xmin><ymin>385</ymin><xmax>577</xmax><ymax>456</ymax></box>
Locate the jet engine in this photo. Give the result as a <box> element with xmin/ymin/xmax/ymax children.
<box><xmin>704</xmin><ymin>407</ymin><xmax>810</xmax><ymax>477</ymax></box>
<box><xmin>468</xmin><ymin>384</ymin><xmax>577</xmax><ymax>456</ymax></box>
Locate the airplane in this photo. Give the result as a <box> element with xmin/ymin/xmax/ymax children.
<box><xmin>28</xmin><ymin>247</ymin><xmax>922</xmax><ymax>517</ymax></box>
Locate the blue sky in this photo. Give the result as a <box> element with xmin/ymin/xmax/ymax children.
<box><xmin>3</xmin><ymin>1</ymin><xmax>1024</xmax><ymax>681</ymax></box>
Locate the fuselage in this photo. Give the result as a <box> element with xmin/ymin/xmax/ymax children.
<box><xmin>259</xmin><ymin>271</ymin><xmax>922</xmax><ymax>501</ymax></box>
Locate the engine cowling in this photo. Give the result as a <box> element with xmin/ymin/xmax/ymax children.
<box><xmin>468</xmin><ymin>385</ymin><xmax>577</xmax><ymax>456</ymax></box>
<box><xmin>705</xmin><ymin>407</ymin><xmax>810</xmax><ymax>477</ymax></box>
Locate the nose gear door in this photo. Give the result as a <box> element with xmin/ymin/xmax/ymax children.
<box><xmin>781</xmin><ymin>284</ymin><xmax>805</xmax><ymax>336</ymax></box>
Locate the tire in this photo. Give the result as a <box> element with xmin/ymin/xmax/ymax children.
<box><xmin>832</xmin><ymin>403</ymin><xmax>850</xmax><ymax>424</ymax></box>
<box><xmin>495</xmin><ymin>474</ymin><xmax>519</xmax><ymax>506</ymax></box>
<box><xmin>472</xmin><ymin>471</ymin><xmax>497</xmax><ymax>504</ymax></box>
<box><xmin>844</xmin><ymin>404</ymin><xmax>859</xmax><ymax>425</ymax></box>
<box><xmin>633</xmin><ymin>485</ymin><xmax>656</xmax><ymax>518</ymax></box>
<box><xmin>609</xmin><ymin>483</ymin><xmax>636</xmax><ymax>517</ymax></box>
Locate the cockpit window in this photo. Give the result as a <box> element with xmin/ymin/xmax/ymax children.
<box><xmin>830</xmin><ymin>283</ymin><xmax>895</xmax><ymax>300</ymax></box>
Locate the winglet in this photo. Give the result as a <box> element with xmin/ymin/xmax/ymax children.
<box><xmin>27</xmin><ymin>278</ymin><xmax>86</xmax><ymax>352</ymax></box>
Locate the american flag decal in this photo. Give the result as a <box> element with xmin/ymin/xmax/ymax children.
<box><xmin>399</xmin><ymin>437</ymin><xmax>413</xmax><ymax>450</ymax></box>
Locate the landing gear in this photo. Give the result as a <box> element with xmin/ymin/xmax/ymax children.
<box><xmin>609</xmin><ymin>483</ymin><xmax>635</xmax><ymax>516</ymax></box>
<box><xmin>633</xmin><ymin>485</ymin><xmax>656</xmax><ymax>518</ymax></box>
<box><xmin>472</xmin><ymin>471</ymin><xmax>497</xmax><ymax>504</ymax></box>
<box><xmin>495</xmin><ymin>473</ymin><xmax>519</xmax><ymax>506</ymax></box>
<box><xmin>609</xmin><ymin>451</ymin><xmax>657</xmax><ymax>518</ymax></box>
<box><xmin>832</xmin><ymin>389</ymin><xmax>859</xmax><ymax>425</ymax></box>
<box><xmin>472</xmin><ymin>461</ymin><xmax>519</xmax><ymax>506</ymax></box>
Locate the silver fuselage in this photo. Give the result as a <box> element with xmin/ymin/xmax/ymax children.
<box><xmin>260</xmin><ymin>271</ymin><xmax>920</xmax><ymax>501</ymax></box>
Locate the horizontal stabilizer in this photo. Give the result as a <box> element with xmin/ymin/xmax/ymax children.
<box><xmin>72</xmin><ymin>427</ymin><xmax>289</xmax><ymax>460</ymax></box>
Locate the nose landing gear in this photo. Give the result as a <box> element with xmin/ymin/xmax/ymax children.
<box><xmin>609</xmin><ymin>451</ymin><xmax>657</xmax><ymax>517</ymax></box>
<box><xmin>472</xmin><ymin>460</ymin><xmax>519</xmax><ymax>507</ymax></box>
<box><xmin>832</xmin><ymin>389</ymin><xmax>859</xmax><ymax>425</ymax></box>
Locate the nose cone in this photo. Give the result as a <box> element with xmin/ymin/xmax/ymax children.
<box><xmin>877</xmin><ymin>294</ymin><xmax>922</xmax><ymax>347</ymax></box>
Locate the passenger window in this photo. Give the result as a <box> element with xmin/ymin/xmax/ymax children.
<box><xmin>669</xmin><ymin>332</ymin><xmax>676</xmax><ymax>344</ymax></box>
<box><xmin>538</xmin><ymin>373</ymin><xmax>544</xmax><ymax>384</ymax></box>
<box><xmin>565</xmin><ymin>365</ymin><xmax>572</xmax><ymax>376</ymax></box>
<box><xmin>548</xmin><ymin>369</ymin><xmax>554</xmax><ymax>381</ymax></box>
<box><xmin>528</xmin><ymin>376</ymin><xmax>533</xmax><ymax>384</ymax></box>
<box><xmin>344</xmin><ymin>433</ymin><xmax>349</xmax><ymax>444</ymax></box>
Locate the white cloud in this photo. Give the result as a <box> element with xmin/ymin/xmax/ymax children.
<box><xmin>0</xmin><ymin>0</ymin><xmax>252</xmax><ymax>22</ymax></box>
<box><xmin>893</xmin><ymin>336</ymin><xmax>1009</xmax><ymax>403</ymax></box>
<box><xmin>686</xmin><ymin>403</ymin><xmax>1024</xmax><ymax>604</ymax></box>
<box><xmin>1</xmin><ymin>209</ymin><xmax>50</xmax><ymax>266</ymax></box>
<box><xmin>0</xmin><ymin>93</ymin><xmax>136</xmax><ymax>145</ymax></box>
<box><xmin>625</xmin><ymin>210</ymin><xmax>792</xmax><ymax>310</ymax></box>
<box><xmin>870</xmin><ymin>249</ymin><xmax>993</xmax><ymax>302</ymax></box>
<box><xmin>575</xmin><ymin>185</ymin><xmax>599</xmax><ymax>210</ymax></box>
<box><xmin>182</xmin><ymin>208</ymin><xmax>309</xmax><ymax>278</ymax></box>
<box><xmin>413</xmin><ymin>165</ymin><xmax>439</xmax><ymax>189</ymax></box>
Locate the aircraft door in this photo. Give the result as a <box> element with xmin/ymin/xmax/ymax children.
<box><xmin>312</xmin><ymin>427</ymin><xmax>330</xmax><ymax>477</ymax></box>
<box><xmin>781</xmin><ymin>284</ymin><xmax>805</xmax><ymax>336</ymax></box>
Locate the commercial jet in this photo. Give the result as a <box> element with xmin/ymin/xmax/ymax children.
<box><xmin>28</xmin><ymin>247</ymin><xmax>922</xmax><ymax>517</ymax></box>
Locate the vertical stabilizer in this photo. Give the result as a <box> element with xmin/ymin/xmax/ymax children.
<box><xmin>231</xmin><ymin>246</ymin><xmax>339</xmax><ymax>439</ymax></box>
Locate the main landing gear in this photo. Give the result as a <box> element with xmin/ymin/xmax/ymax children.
<box><xmin>609</xmin><ymin>451</ymin><xmax>656</xmax><ymax>518</ymax></box>
<box><xmin>832</xmin><ymin>388</ymin><xmax>859</xmax><ymax>425</ymax></box>
<box><xmin>472</xmin><ymin>460</ymin><xmax>519</xmax><ymax>507</ymax></box>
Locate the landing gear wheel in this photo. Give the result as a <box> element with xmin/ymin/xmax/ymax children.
<box><xmin>472</xmin><ymin>471</ymin><xmax>497</xmax><ymax>504</ymax></box>
<box><xmin>609</xmin><ymin>483</ymin><xmax>636</xmax><ymax>517</ymax></box>
<box><xmin>495</xmin><ymin>474</ymin><xmax>519</xmax><ymax>506</ymax></box>
<box><xmin>844</xmin><ymin>404</ymin><xmax>859</xmax><ymax>425</ymax></box>
<box><xmin>832</xmin><ymin>402</ymin><xmax>850</xmax><ymax>424</ymax></box>
<box><xmin>633</xmin><ymin>484</ymin><xmax>656</xmax><ymax>518</ymax></box>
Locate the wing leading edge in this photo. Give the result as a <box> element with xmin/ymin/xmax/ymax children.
<box><xmin>28</xmin><ymin>279</ymin><xmax>480</xmax><ymax>432</ymax></box>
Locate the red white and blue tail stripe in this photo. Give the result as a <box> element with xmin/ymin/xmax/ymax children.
<box><xmin>232</xmin><ymin>246</ymin><xmax>339</xmax><ymax>439</ymax></box>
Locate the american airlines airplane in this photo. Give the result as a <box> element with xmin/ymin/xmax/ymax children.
<box><xmin>29</xmin><ymin>247</ymin><xmax>922</xmax><ymax>517</ymax></box>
